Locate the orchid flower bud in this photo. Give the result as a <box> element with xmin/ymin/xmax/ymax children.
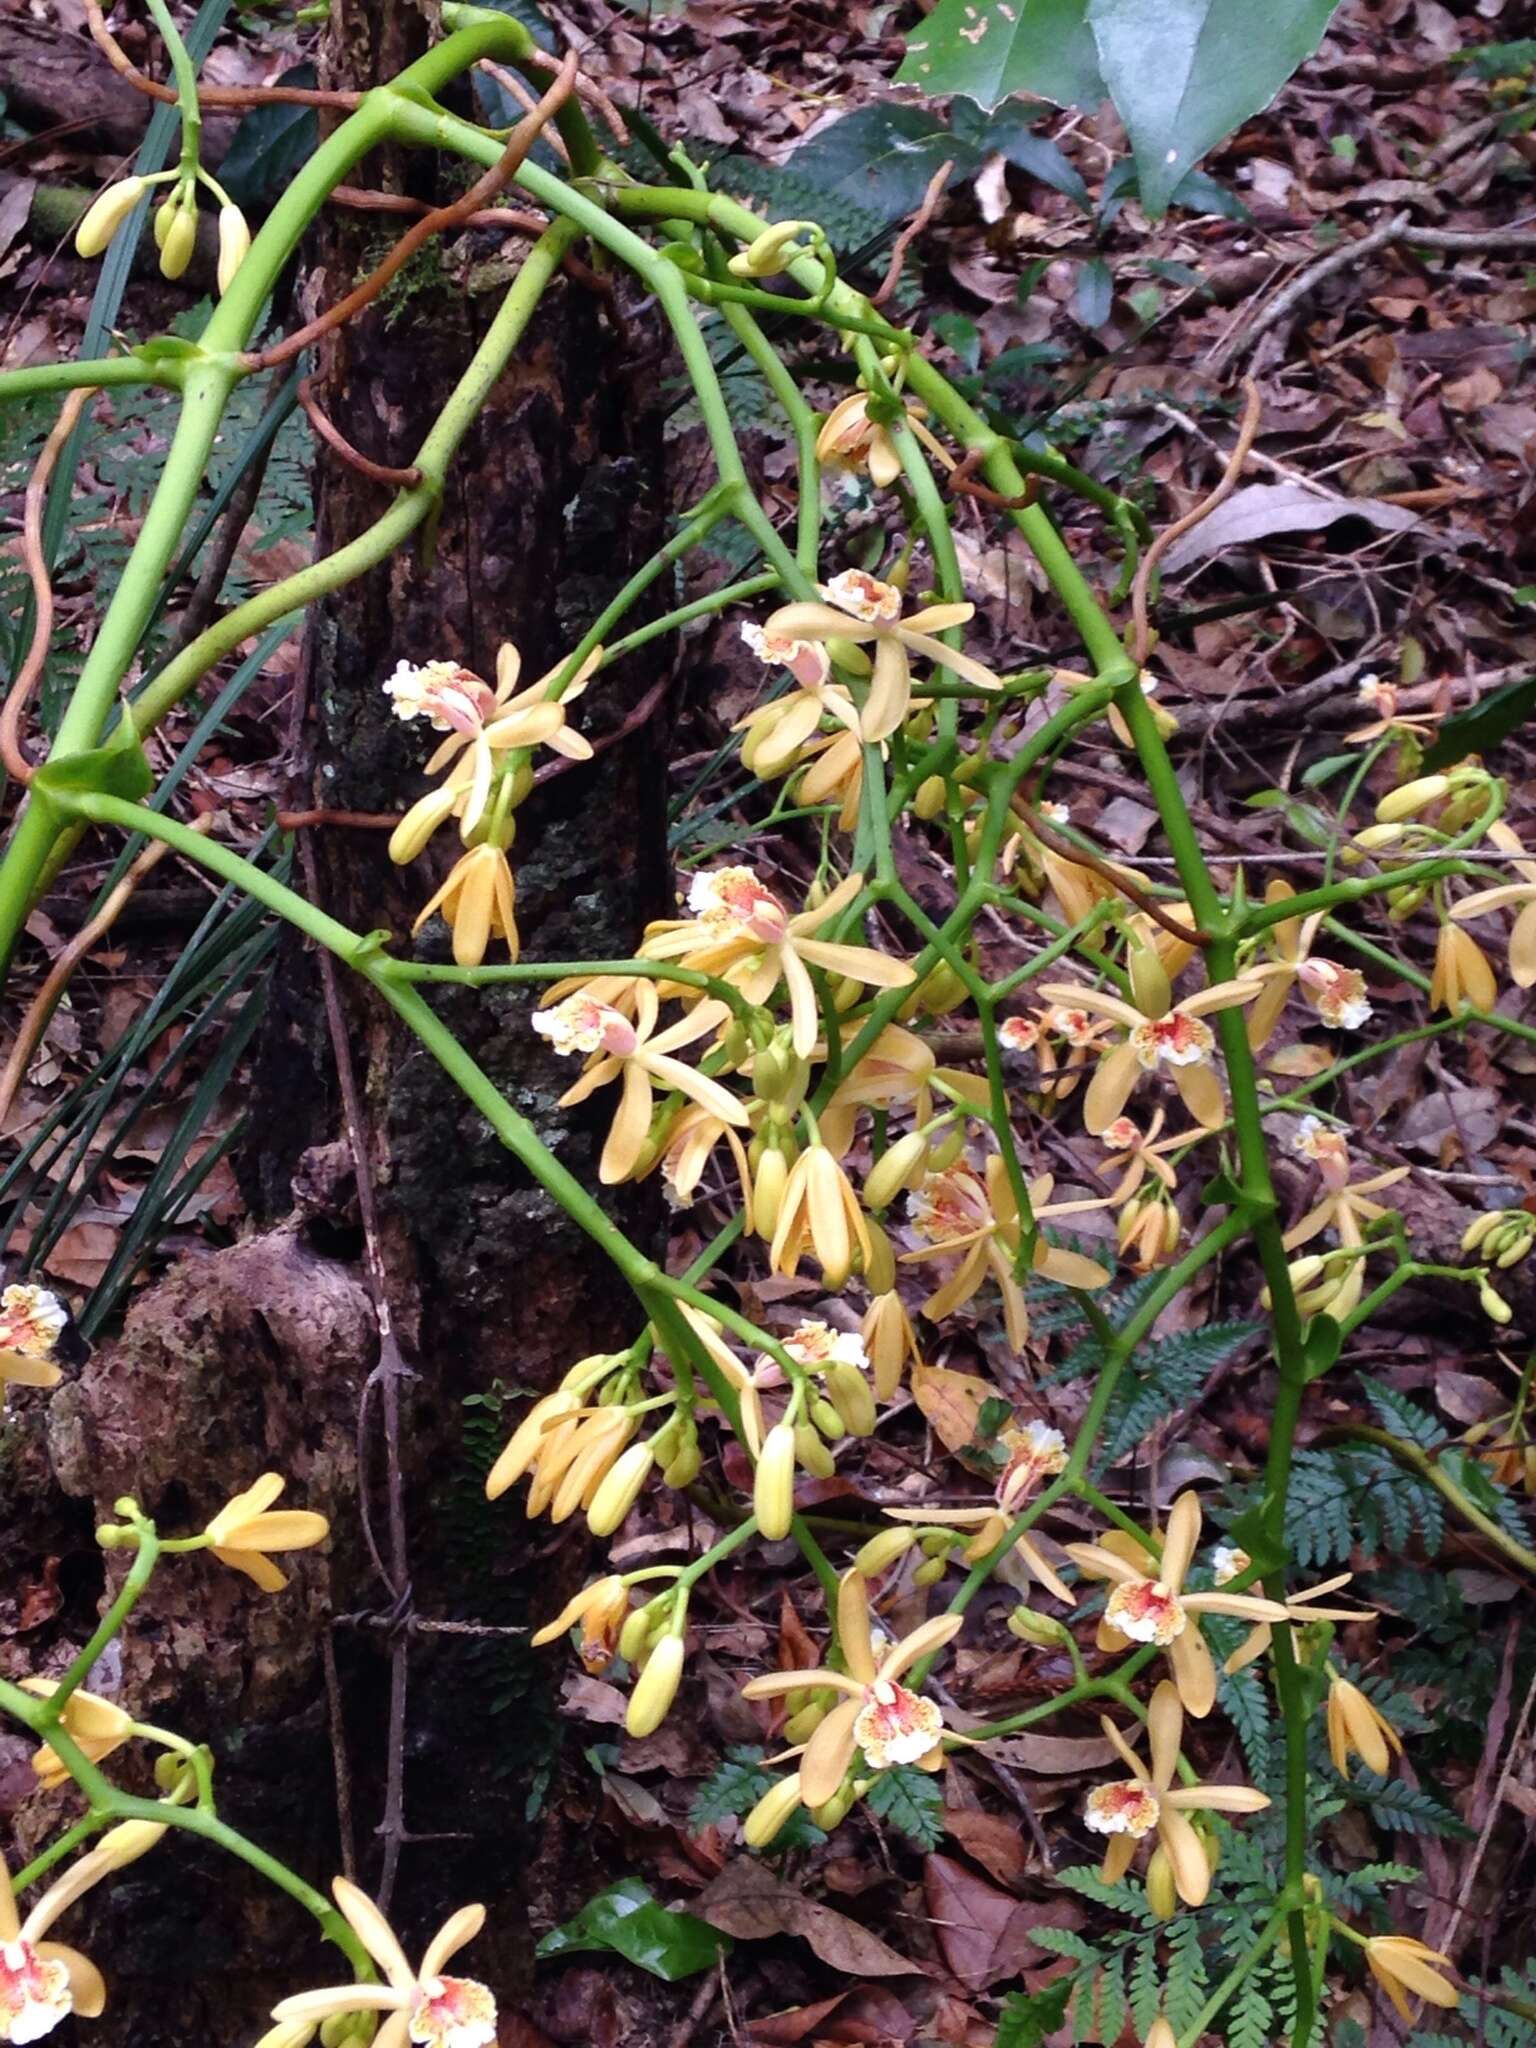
<box><xmin>75</xmin><ymin>176</ymin><xmax>147</xmax><ymax>257</ymax></box>
<box><xmin>216</xmin><ymin>203</ymin><xmax>251</xmax><ymax>295</ymax></box>
<box><xmin>626</xmin><ymin>1631</ymin><xmax>685</xmax><ymax>1737</ymax></box>
<box><xmin>754</xmin><ymin>1421</ymin><xmax>798</xmax><ymax>1539</ymax></box>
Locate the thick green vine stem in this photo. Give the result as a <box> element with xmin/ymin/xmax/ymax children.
<box><xmin>0</xmin><ymin>14</ymin><xmax>1506</xmax><ymax>2046</ymax></box>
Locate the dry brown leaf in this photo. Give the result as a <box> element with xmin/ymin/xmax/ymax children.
<box><xmin>698</xmin><ymin>1859</ymin><xmax>925</xmax><ymax>1976</ymax></box>
<box><xmin>922</xmin><ymin>1854</ymin><xmax>1084</xmax><ymax>1990</ymax></box>
<box><xmin>911</xmin><ymin>1363</ymin><xmax>993</xmax><ymax>1452</ymax></box>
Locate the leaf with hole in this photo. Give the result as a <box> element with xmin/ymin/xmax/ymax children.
<box><xmin>898</xmin><ymin>0</ymin><xmax>1106</xmax><ymax>113</ymax></box>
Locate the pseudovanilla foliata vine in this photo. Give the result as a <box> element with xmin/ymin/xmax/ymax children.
<box><xmin>7</xmin><ymin>4</ymin><xmax>1529</xmax><ymax>2043</ymax></box>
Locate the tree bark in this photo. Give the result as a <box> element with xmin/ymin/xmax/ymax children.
<box><xmin>1</xmin><ymin>4</ymin><xmax>676</xmax><ymax>2035</ymax></box>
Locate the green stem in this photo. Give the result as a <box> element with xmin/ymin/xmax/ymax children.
<box><xmin>39</xmin><ymin>1531</ymin><xmax>161</xmax><ymax>1719</ymax></box>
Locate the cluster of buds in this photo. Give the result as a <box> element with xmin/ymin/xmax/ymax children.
<box><xmin>1462</xmin><ymin>1207</ymin><xmax>1536</xmax><ymax>1270</ymax></box>
<box><xmin>482</xmin><ymin>1350</ymin><xmax>687</xmax><ymax>1536</ymax></box>
<box><xmin>75</xmin><ymin>173</ymin><xmax>250</xmax><ymax>293</ymax></box>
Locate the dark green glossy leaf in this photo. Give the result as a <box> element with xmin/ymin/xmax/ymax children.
<box><xmin>1086</xmin><ymin>0</ymin><xmax>1343</xmax><ymax>218</ymax></box>
<box><xmin>1421</xmin><ymin>671</ymin><xmax>1536</xmax><ymax>772</ymax></box>
<box><xmin>785</xmin><ymin>104</ymin><xmax>976</xmax><ymax>220</ymax></box>
<box><xmin>218</xmin><ymin>67</ymin><xmax>320</xmax><ymax>211</ymax></box>
<box><xmin>898</xmin><ymin>0</ymin><xmax>1106</xmax><ymax>112</ymax></box>
<box><xmin>536</xmin><ymin>1876</ymin><xmax>730</xmax><ymax>1980</ymax></box>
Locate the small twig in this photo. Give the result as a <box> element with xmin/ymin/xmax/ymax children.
<box><xmin>475</xmin><ymin>55</ymin><xmax>630</xmax><ymax>149</ymax></box>
<box><xmin>1129</xmin><ymin>376</ymin><xmax>1261</xmax><ymax>670</ymax></box>
<box><xmin>277</xmin><ymin>807</ymin><xmax>402</xmax><ymax>831</ymax></box>
<box><xmin>246</xmin><ymin>50</ymin><xmax>579</xmax><ymax>373</ymax></box>
<box><xmin>298</xmin><ymin>378</ymin><xmax>423</xmax><ymax>491</ymax></box>
<box><xmin>84</xmin><ymin>0</ymin><xmax>363</xmax><ymax>108</ymax></box>
<box><xmin>330</xmin><ymin>185</ymin><xmax>549</xmax><ymax>237</ymax></box>
<box><xmin>1233</xmin><ymin>211</ymin><xmax>1411</xmax><ymax>360</ymax></box>
<box><xmin>0</xmin><ymin>826</ymin><xmax>194</xmax><ymax>1126</ymax></box>
<box><xmin>1019</xmin><ymin>779</ymin><xmax>1209</xmax><ymax>948</ymax></box>
<box><xmin>872</xmin><ymin>158</ymin><xmax>952</xmax><ymax>308</ymax></box>
<box><xmin>947</xmin><ymin>446</ymin><xmax>1039</xmax><ymax>513</ymax></box>
<box><xmin>321</xmin><ymin>1630</ymin><xmax>358</xmax><ymax>1884</ymax></box>
<box><xmin>2</xmin><ymin>387</ymin><xmax>95</xmax><ymax>784</ymax></box>
<box><xmin>532</xmin><ymin>671</ymin><xmax>673</xmax><ymax>787</ymax></box>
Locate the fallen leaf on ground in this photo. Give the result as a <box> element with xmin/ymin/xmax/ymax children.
<box><xmin>697</xmin><ymin>1858</ymin><xmax>926</xmax><ymax>1976</ymax></box>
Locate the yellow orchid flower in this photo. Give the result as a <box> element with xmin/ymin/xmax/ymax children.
<box><xmin>0</xmin><ymin>1843</ymin><xmax>115</xmax><ymax>2040</ymax></box>
<box><xmin>202</xmin><ymin>1474</ymin><xmax>330</xmax><ymax>1594</ymax></box>
<box><xmin>1430</xmin><ymin>920</ymin><xmax>1498</xmax><ymax>1014</ymax></box>
<box><xmin>653</xmin><ymin>1099</ymin><xmax>756</xmax><ymax>1228</ymax></box>
<box><xmin>796</xmin><ymin>726</ymin><xmax>865</xmax><ymax>832</ymax></box>
<box><xmin>814</xmin><ymin>392</ymin><xmax>955</xmax><ymax>491</ymax></box>
<box><xmin>1364</xmin><ymin>1935</ymin><xmax>1459</xmax><ymax>2023</ymax></box>
<box><xmin>1326</xmin><ymin>1675</ymin><xmax>1404</xmax><ymax>1778</ymax></box>
<box><xmin>1066</xmin><ymin>1493</ymin><xmax>1287</xmax><ymax>1716</ymax></box>
<box><xmin>20</xmin><ymin>1681</ymin><xmax>134</xmax><ymax>1791</ymax></box>
<box><xmin>1344</xmin><ymin>674</ymin><xmax>1447</xmax><ymax>746</ymax></box>
<box><xmin>1095</xmin><ymin>1110</ymin><xmax>1188</xmax><ymax>1206</ymax></box>
<box><xmin>1246</xmin><ymin>880</ymin><xmax>1373</xmax><ymax>1047</ymax></box>
<box><xmin>736</xmin><ymin>624</ymin><xmax>859</xmax><ymax>777</ymax></box>
<box><xmin>0</xmin><ymin>1283</ymin><xmax>66</xmax><ymax>1402</ymax></box>
<box><xmin>899</xmin><ymin>1159</ymin><xmax>1109</xmax><ymax>1350</ymax></box>
<box><xmin>1085</xmin><ymin>1681</ymin><xmax>1269</xmax><ymax>1907</ymax></box>
<box><xmin>883</xmin><ymin>1420</ymin><xmax>1074</xmax><ymax>1598</ymax></box>
<box><xmin>1281</xmin><ymin>1139</ymin><xmax>1409</xmax><ymax>1324</ymax></box>
<box><xmin>740</xmin><ymin>1569</ymin><xmax>960</xmax><ymax>1808</ymax></box>
<box><xmin>272</xmin><ymin>1880</ymin><xmax>496</xmax><ymax>2048</ymax></box>
<box><xmin>411</xmin><ymin>843</ymin><xmax>519</xmax><ymax>968</ymax></box>
<box><xmin>384</xmin><ymin>643</ymin><xmax>597</xmax><ymax>840</ymax></box>
<box><xmin>1038</xmin><ymin>975</ymin><xmax>1265</xmax><ymax>1134</ymax></box>
<box><xmin>769</xmin><ymin>1143</ymin><xmax>871</xmax><ymax>1289</ymax></box>
<box><xmin>1450</xmin><ymin>820</ymin><xmax>1536</xmax><ymax>988</ymax></box>
<box><xmin>1221</xmin><ymin>1570</ymin><xmax>1368</xmax><ymax>1676</ymax></box>
<box><xmin>530</xmin><ymin>1574</ymin><xmax>632</xmax><ymax>1671</ymax></box>
<box><xmin>760</xmin><ymin>569</ymin><xmax>1000</xmax><ymax>743</ymax></box>
<box><xmin>535</xmin><ymin>983</ymin><xmax>747</xmax><ymax>1185</ymax></box>
<box><xmin>1118</xmin><ymin>1186</ymin><xmax>1181</xmax><ymax>1271</ymax></box>
<box><xmin>642</xmin><ymin>868</ymin><xmax>914</xmax><ymax>1058</ymax></box>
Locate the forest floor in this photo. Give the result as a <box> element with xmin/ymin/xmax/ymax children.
<box><xmin>3</xmin><ymin>1</ymin><xmax>1536</xmax><ymax>2044</ymax></box>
